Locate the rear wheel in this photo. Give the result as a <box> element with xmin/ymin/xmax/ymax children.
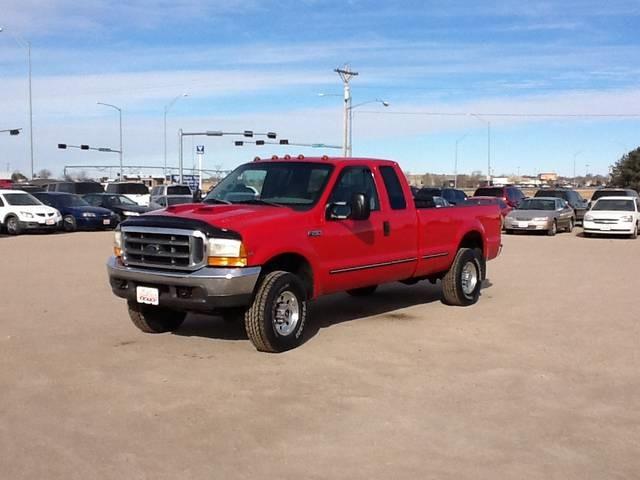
<box><xmin>441</xmin><ymin>248</ymin><xmax>483</xmax><ymax>306</ymax></box>
<box><xmin>566</xmin><ymin>218</ymin><xmax>574</xmax><ymax>233</ymax></box>
<box><xmin>548</xmin><ymin>220</ymin><xmax>557</xmax><ymax>236</ymax></box>
<box><xmin>630</xmin><ymin>224</ymin><xmax>638</xmax><ymax>239</ymax></box>
<box><xmin>127</xmin><ymin>301</ymin><xmax>186</xmax><ymax>333</ymax></box>
<box><xmin>346</xmin><ymin>285</ymin><xmax>378</xmax><ymax>297</ymax></box>
<box><xmin>5</xmin><ymin>216</ymin><xmax>21</xmax><ymax>235</ymax></box>
<box><xmin>244</xmin><ymin>271</ymin><xmax>308</xmax><ymax>353</ymax></box>
<box><xmin>62</xmin><ymin>215</ymin><xmax>77</xmax><ymax>232</ymax></box>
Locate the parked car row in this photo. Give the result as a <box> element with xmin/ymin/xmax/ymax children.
<box><xmin>0</xmin><ymin>187</ymin><xmax>197</xmax><ymax>235</ymax></box>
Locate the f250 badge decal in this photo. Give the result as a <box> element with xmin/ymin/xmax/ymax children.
<box><xmin>307</xmin><ymin>230</ymin><xmax>323</xmax><ymax>237</ymax></box>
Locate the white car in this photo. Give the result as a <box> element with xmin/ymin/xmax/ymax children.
<box><xmin>583</xmin><ymin>196</ymin><xmax>640</xmax><ymax>239</ymax></box>
<box><xmin>105</xmin><ymin>182</ymin><xmax>150</xmax><ymax>206</ymax></box>
<box><xmin>0</xmin><ymin>189</ymin><xmax>62</xmax><ymax>235</ymax></box>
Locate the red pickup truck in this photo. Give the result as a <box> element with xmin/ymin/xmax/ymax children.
<box><xmin>108</xmin><ymin>156</ymin><xmax>501</xmax><ymax>352</ymax></box>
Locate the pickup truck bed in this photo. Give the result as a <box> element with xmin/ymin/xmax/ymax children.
<box><xmin>108</xmin><ymin>157</ymin><xmax>501</xmax><ymax>352</ymax></box>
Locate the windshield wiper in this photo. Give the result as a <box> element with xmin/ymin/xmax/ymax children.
<box><xmin>203</xmin><ymin>198</ymin><xmax>232</xmax><ymax>205</ymax></box>
<box><xmin>234</xmin><ymin>199</ymin><xmax>283</xmax><ymax>207</ymax></box>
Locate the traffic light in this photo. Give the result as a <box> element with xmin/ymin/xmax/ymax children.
<box><xmin>9</xmin><ymin>129</ymin><xmax>20</xmax><ymax>136</ymax></box>
<box><xmin>243</xmin><ymin>130</ymin><xmax>253</xmax><ymax>137</ymax></box>
<box><xmin>234</xmin><ymin>141</ymin><xmax>244</xmax><ymax>146</ymax></box>
<box><xmin>256</xmin><ymin>140</ymin><xmax>265</xmax><ymax>146</ymax></box>
<box><xmin>57</xmin><ymin>144</ymin><xmax>67</xmax><ymax>149</ymax></box>
<box><xmin>267</xmin><ymin>132</ymin><xmax>277</xmax><ymax>139</ymax></box>
<box><xmin>279</xmin><ymin>139</ymin><xmax>289</xmax><ymax>145</ymax></box>
<box><xmin>80</xmin><ymin>145</ymin><xmax>90</xmax><ymax>150</ymax></box>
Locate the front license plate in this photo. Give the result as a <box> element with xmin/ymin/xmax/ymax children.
<box><xmin>136</xmin><ymin>286</ymin><xmax>159</xmax><ymax>305</ymax></box>
<box><xmin>103</xmin><ymin>219</ymin><xmax>111</xmax><ymax>225</ymax></box>
<box><xmin>600</xmin><ymin>225</ymin><xmax>611</xmax><ymax>231</ymax></box>
<box><xmin>518</xmin><ymin>221</ymin><xmax>528</xmax><ymax>228</ymax></box>
<box><xmin>45</xmin><ymin>219</ymin><xmax>55</xmax><ymax>225</ymax></box>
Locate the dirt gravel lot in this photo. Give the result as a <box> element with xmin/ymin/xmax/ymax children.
<box><xmin>1</xmin><ymin>229</ymin><xmax>639</xmax><ymax>479</ymax></box>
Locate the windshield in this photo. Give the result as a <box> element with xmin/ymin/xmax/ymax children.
<box><xmin>519</xmin><ymin>199</ymin><xmax>556</xmax><ymax>210</ymax></box>
<box><xmin>50</xmin><ymin>195</ymin><xmax>89</xmax><ymax>207</ymax></box>
<box><xmin>592</xmin><ymin>199</ymin><xmax>635</xmax><ymax>211</ymax></box>
<box><xmin>107</xmin><ymin>183</ymin><xmax>149</xmax><ymax>195</ymax></box>
<box><xmin>4</xmin><ymin>193</ymin><xmax>42</xmax><ymax>206</ymax></box>
<box><xmin>167</xmin><ymin>196</ymin><xmax>192</xmax><ymax>206</ymax></box>
<box><xmin>534</xmin><ymin>190</ymin><xmax>566</xmax><ymax>199</ymax></box>
<box><xmin>107</xmin><ymin>194</ymin><xmax>138</xmax><ymax>206</ymax></box>
<box><xmin>204</xmin><ymin>162</ymin><xmax>333</xmax><ymax>208</ymax></box>
<box><xmin>167</xmin><ymin>185</ymin><xmax>191</xmax><ymax>195</ymax></box>
<box><xmin>474</xmin><ymin>187</ymin><xmax>503</xmax><ymax>197</ymax></box>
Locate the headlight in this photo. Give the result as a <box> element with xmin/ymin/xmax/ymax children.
<box><xmin>619</xmin><ymin>215</ymin><xmax>633</xmax><ymax>222</ymax></box>
<box><xmin>532</xmin><ymin>217</ymin><xmax>549</xmax><ymax>222</ymax></box>
<box><xmin>20</xmin><ymin>211</ymin><xmax>34</xmax><ymax>219</ymax></box>
<box><xmin>82</xmin><ymin>212</ymin><xmax>96</xmax><ymax>218</ymax></box>
<box><xmin>207</xmin><ymin>238</ymin><xmax>247</xmax><ymax>267</ymax></box>
<box><xmin>122</xmin><ymin>211</ymin><xmax>140</xmax><ymax>216</ymax></box>
<box><xmin>584</xmin><ymin>214</ymin><xmax>593</xmax><ymax>221</ymax></box>
<box><xmin>114</xmin><ymin>230</ymin><xmax>122</xmax><ymax>257</ymax></box>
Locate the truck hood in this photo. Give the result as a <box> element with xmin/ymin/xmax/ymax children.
<box><xmin>151</xmin><ymin>203</ymin><xmax>304</xmax><ymax>232</ymax></box>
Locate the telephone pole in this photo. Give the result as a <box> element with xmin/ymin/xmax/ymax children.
<box><xmin>334</xmin><ymin>65</ymin><xmax>358</xmax><ymax>157</ymax></box>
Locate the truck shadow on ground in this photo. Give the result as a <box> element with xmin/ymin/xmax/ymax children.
<box><xmin>175</xmin><ymin>280</ymin><xmax>493</xmax><ymax>345</ymax></box>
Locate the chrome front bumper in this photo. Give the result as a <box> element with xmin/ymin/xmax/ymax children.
<box><xmin>106</xmin><ymin>256</ymin><xmax>261</xmax><ymax>311</ymax></box>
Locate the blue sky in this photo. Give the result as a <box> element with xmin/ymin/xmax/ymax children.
<box><xmin>1</xmin><ymin>0</ymin><xmax>639</xmax><ymax>178</ymax></box>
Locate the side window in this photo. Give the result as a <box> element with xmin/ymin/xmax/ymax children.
<box><xmin>379</xmin><ymin>166</ymin><xmax>406</xmax><ymax>210</ymax></box>
<box><xmin>328</xmin><ymin>167</ymin><xmax>380</xmax><ymax>211</ymax></box>
<box><xmin>456</xmin><ymin>190</ymin><xmax>467</xmax><ymax>203</ymax></box>
<box><xmin>158</xmin><ymin>197</ymin><xmax>166</xmax><ymax>207</ymax></box>
<box><xmin>85</xmin><ymin>196</ymin><xmax>98</xmax><ymax>206</ymax></box>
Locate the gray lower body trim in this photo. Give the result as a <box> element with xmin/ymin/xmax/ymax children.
<box><xmin>107</xmin><ymin>256</ymin><xmax>261</xmax><ymax>311</ymax></box>
<box><xmin>422</xmin><ymin>252</ymin><xmax>449</xmax><ymax>260</ymax></box>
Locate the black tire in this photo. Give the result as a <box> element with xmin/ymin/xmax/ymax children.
<box><xmin>62</xmin><ymin>215</ymin><xmax>77</xmax><ymax>232</ymax></box>
<box><xmin>583</xmin><ymin>232</ymin><xmax>592</xmax><ymax>238</ymax></box>
<box><xmin>127</xmin><ymin>301</ymin><xmax>186</xmax><ymax>333</ymax></box>
<box><xmin>441</xmin><ymin>248</ymin><xmax>483</xmax><ymax>307</ymax></box>
<box><xmin>505</xmin><ymin>229</ymin><xmax>513</xmax><ymax>235</ymax></box>
<box><xmin>244</xmin><ymin>271</ymin><xmax>308</xmax><ymax>353</ymax></box>
<box><xmin>566</xmin><ymin>218</ymin><xmax>574</xmax><ymax>233</ymax></box>
<box><xmin>5</xmin><ymin>215</ymin><xmax>22</xmax><ymax>235</ymax></box>
<box><xmin>346</xmin><ymin>285</ymin><xmax>378</xmax><ymax>296</ymax></box>
<box><xmin>630</xmin><ymin>224</ymin><xmax>638</xmax><ymax>240</ymax></box>
<box><xmin>548</xmin><ymin>220</ymin><xmax>557</xmax><ymax>236</ymax></box>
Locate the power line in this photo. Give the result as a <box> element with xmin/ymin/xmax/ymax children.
<box><xmin>357</xmin><ymin>111</ymin><xmax>640</xmax><ymax>118</ymax></box>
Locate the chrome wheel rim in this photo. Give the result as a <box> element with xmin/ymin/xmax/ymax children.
<box><xmin>7</xmin><ymin>218</ymin><xmax>16</xmax><ymax>233</ymax></box>
<box><xmin>273</xmin><ymin>291</ymin><xmax>299</xmax><ymax>336</ymax></box>
<box><xmin>461</xmin><ymin>262</ymin><xmax>479</xmax><ymax>296</ymax></box>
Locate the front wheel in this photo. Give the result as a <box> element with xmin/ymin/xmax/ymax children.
<box><xmin>127</xmin><ymin>302</ymin><xmax>186</xmax><ymax>333</ymax></box>
<box><xmin>5</xmin><ymin>216</ymin><xmax>22</xmax><ymax>235</ymax></box>
<box><xmin>548</xmin><ymin>220</ymin><xmax>557</xmax><ymax>236</ymax></box>
<box><xmin>244</xmin><ymin>271</ymin><xmax>308</xmax><ymax>353</ymax></box>
<box><xmin>441</xmin><ymin>248</ymin><xmax>483</xmax><ymax>306</ymax></box>
<box><xmin>630</xmin><ymin>224</ymin><xmax>638</xmax><ymax>240</ymax></box>
<box><xmin>62</xmin><ymin>215</ymin><xmax>77</xmax><ymax>232</ymax></box>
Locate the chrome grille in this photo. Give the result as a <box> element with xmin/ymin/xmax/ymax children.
<box><xmin>121</xmin><ymin>226</ymin><xmax>206</xmax><ymax>271</ymax></box>
<box><xmin>593</xmin><ymin>219</ymin><xmax>619</xmax><ymax>224</ymax></box>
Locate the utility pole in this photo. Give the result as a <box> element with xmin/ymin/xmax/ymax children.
<box><xmin>334</xmin><ymin>65</ymin><xmax>358</xmax><ymax>157</ymax></box>
<box><xmin>454</xmin><ymin>133</ymin><xmax>469</xmax><ymax>188</ymax></box>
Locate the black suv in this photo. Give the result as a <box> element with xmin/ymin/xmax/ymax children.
<box><xmin>534</xmin><ymin>189</ymin><xmax>589</xmax><ymax>223</ymax></box>
<box><xmin>473</xmin><ymin>186</ymin><xmax>526</xmax><ymax>208</ymax></box>
<box><xmin>414</xmin><ymin>187</ymin><xmax>468</xmax><ymax>205</ymax></box>
<box><xmin>588</xmin><ymin>188</ymin><xmax>639</xmax><ymax>208</ymax></box>
<box><xmin>46</xmin><ymin>181</ymin><xmax>104</xmax><ymax>194</ymax></box>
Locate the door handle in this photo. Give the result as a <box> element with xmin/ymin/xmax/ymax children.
<box><xmin>383</xmin><ymin>221</ymin><xmax>391</xmax><ymax>236</ymax></box>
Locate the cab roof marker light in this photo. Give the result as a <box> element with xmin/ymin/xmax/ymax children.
<box><xmin>253</xmin><ymin>156</ymin><xmax>261</xmax><ymax>162</ymax></box>
<box><xmin>271</xmin><ymin>155</ymin><xmax>279</xmax><ymax>160</ymax></box>
<box><xmin>297</xmin><ymin>154</ymin><xmax>305</xmax><ymax>160</ymax></box>
<box><xmin>284</xmin><ymin>154</ymin><xmax>291</xmax><ymax>160</ymax></box>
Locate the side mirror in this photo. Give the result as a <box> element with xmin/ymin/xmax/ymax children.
<box><xmin>350</xmin><ymin>192</ymin><xmax>371</xmax><ymax>220</ymax></box>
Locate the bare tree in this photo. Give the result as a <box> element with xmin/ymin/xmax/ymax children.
<box><xmin>37</xmin><ymin>168</ymin><xmax>52</xmax><ymax>179</ymax></box>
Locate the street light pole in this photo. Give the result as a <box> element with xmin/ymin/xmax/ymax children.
<box><xmin>470</xmin><ymin>113</ymin><xmax>491</xmax><ymax>184</ymax></box>
<box><xmin>1</xmin><ymin>27</ymin><xmax>35</xmax><ymax>179</ymax></box>
<box><xmin>97</xmin><ymin>102</ymin><xmax>123</xmax><ymax>179</ymax></box>
<box><xmin>454</xmin><ymin>133</ymin><xmax>469</xmax><ymax>188</ymax></box>
<box><xmin>334</xmin><ymin>65</ymin><xmax>358</xmax><ymax>157</ymax></box>
<box><xmin>163</xmin><ymin>93</ymin><xmax>188</xmax><ymax>177</ymax></box>
<box><xmin>348</xmin><ymin>99</ymin><xmax>389</xmax><ymax>156</ymax></box>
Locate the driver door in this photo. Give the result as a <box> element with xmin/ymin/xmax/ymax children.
<box><xmin>316</xmin><ymin>166</ymin><xmax>384</xmax><ymax>294</ymax></box>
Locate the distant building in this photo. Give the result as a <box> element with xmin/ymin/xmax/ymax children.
<box><xmin>539</xmin><ymin>172</ymin><xmax>558</xmax><ymax>183</ymax></box>
<box><xmin>404</xmin><ymin>173</ymin><xmax>425</xmax><ymax>187</ymax></box>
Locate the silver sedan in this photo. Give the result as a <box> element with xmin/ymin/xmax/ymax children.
<box><xmin>504</xmin><ymin>197</ymin><xmax>575</xmax><ymax>236</ymax></box>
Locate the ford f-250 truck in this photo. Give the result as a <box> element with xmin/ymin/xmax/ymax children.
<box><xmin>107</xmin><ymin>156</ymin><xmax>501</xmax><ymax>352</ymax></box>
